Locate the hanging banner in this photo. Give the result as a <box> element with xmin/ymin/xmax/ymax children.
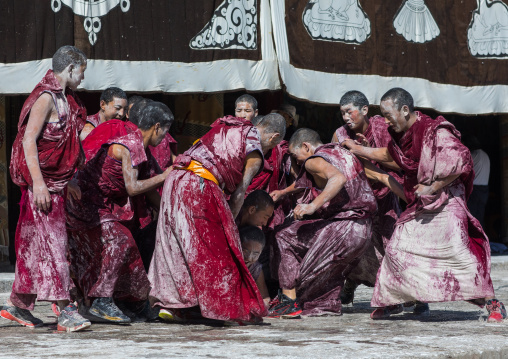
<box><xmin>271</xmin><ymin>0</ymin><xmax>508</xmax><ymax>114</ymax></box>
<box><xmin>0</xmin><ymin>0</ymin><xmax>279</xmax><ymax>94</ymax></box>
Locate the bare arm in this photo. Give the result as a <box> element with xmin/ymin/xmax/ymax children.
<box><xmin>228</xmin><ymin>151</ymin><xmax>263</xmax><ymax>218</ymax></box>
<box><xmin>79</xmin><ymin>123</ymin><xmax>95</xmax><ymax>141</ymax></box>
<box><xmin>331</xmin><ymin>132</ymin><xmax>339</xmax><ymax>143</ymax></box>
<box><xmin>255</xmin><ymin>271</ymin><xmax>271</xmax><ymax>308</ymax></box>
<box><xmin>414</xmin><ymin>173</ymin><xmax>461</xmax><ymax>198</ymax></box>
<box><xmin>269</xmin><ymin>155</ymin><xmax>303</xmax><ymax>202</ymax></box>
<box><xmin>362</xmin><ymin>160</ymin><xmax>407</xmax><ymax>203</ymax></box>
<box><xmin>112</xmin><ymin>144</ymin><xmax>172</xmax><ymax>197</ymax></box>
<box><xmin>294</xmin><ymin>157</ymin><xmax>347</xmax><ymax>220</ymax></box>
<box><xmin>22</xmin><ymin>93</ymin><xmax>53</xmax><ymax>211</ymax></box>
<box><xmin>342</xmin><ymin>139</ymin><xmax>401</xmax><ymax>171</ymax></box>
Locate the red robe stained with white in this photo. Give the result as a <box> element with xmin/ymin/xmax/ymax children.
<box><xmin>9</xmin><ymin>70</ymin><xmax>86</xmax><ymax>310</ymax></box>
<box><xmin>275</xmin><ymin>143</ymin><xmax>377</xmax><ymax>316</ymax></box>
<box><xmin>371</xmin><ymin>112</ymin><xmax>494</xmax><ymax>307</ymax></box>
<box><xmin>149</xmin><ymin>133</ymin><xmax>178</xmax><ymax>170</ymax></box>
<box><xmin>149</xmin><ymin>116</ymin><xmax>268</xmax><ymax>322</ymax></box>
<box><xmin>86</xmin><ymin>111</ymin><xmax>101</xmax><ymax>128</ymax></box>
<box><xmin>335</xmin><ymin>116</ymin><xmax>402</xmax><ymax>287</ymax></box>
<box><xmin>67</xmin><ymin>128</ymin><xmax>155</xmax><ymax>302</ymax></box>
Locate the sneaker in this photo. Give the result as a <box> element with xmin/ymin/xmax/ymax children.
<box><xmin>370</xmin><ymin>304</ymin><xmax>403</xmax><ymax>320</ymax></box>
<box><xmin>0</xmin><ymin>305</ymin><xmax>43</xmax><ymax>328</ymax></box>
<box><xmin>89</xmin><ymin>297</ymin><xmax>131</xmax><ymax>324</ymax></box>
<box><xmin>340</xmin><ymin>279</ymin><xmax>358</xmax><ymax>305</ymax></box>
<box><xmin>158</xmin><ymin>308</ymin><xmax>185</xmax><ymax>323</ymax></box>
<box><xmin>413</xmin><ymin>302</ymin><xmax>430</xmax><ymax>316</ymax></box>
<box><xmin>223</xmin><ymin>320</ymin><xmax>246</xmax><ymax>327</ymax></box>
<box><xmin>486</xmin><ymin>299</ymin><xmax>507</xmax><ymax>323</ymax></box>
<box><xmin>267</xmin><ymin>291</ymin><xmax>303</xmax><ymax>318</ymax></box>
<box><xmin>51</xmin><ymin>303</ymin><xmax>61</xmax><ymax>316</ymax></box>
<box><xmin>57</xmin><ymin>304</ymin><xmax>91</xmax><ymax>332</ymax></box>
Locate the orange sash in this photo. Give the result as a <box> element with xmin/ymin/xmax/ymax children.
<box><xmin>178</xmin><ymin>160</ymin><xmax>219</xmax><ymax>186</ymax></box>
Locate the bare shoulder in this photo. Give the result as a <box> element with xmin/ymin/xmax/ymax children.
<box><xmin>304</xmin><ymin>156</ymin><xmax>329</xmax><ymax>173</ymax></box>
<box><xmin>30</xmin><ymin>92</ymin><xmax>55</xmax><ymax>121</ymax></box>
<box><xmin>109</xmin><ymin>143</ymin><xmax>129</xmax><ymax>162</ymax></box>
<box><xmin>305</xmin><ymin>156</ymin><xmax>342</xmax><ymax>179</ymax></box>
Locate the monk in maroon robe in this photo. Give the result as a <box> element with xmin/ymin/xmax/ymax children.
<box><xmin>67</xmin><ymin>101</ymin><xmax>173</xmax><ymax>323</ymax></box>
<box><xmin>267</xmin><ymin>129</ymin><xmax>378</xmax><ymax>317</ymax></box>
<box><xmin>149</xmin><ymin>115</ymin><xmax>286</xmax><ymax>324</ymax></box>
<box><xmin>79</xmin><ymin>87</ymin><xmax>128</xmax><ymax>141</ymax></box>
<box><xmin>149</xmin><ymin>133</ymin><xmax>178</xmax><ymax>170</ymax></box>
<box><xmin>3</xmin><ymin>46</ymin><xmax>91</xmax><ymax>332</ymax></box>
<box><xmin>332</xmin><ymin>90</ymin><xmax>403</xmax><ymax>302</ymax></box>
<box><xmin>343</xmin><ymin>87</ymin><xmax>506</xmax><ymax>322</ymax></box>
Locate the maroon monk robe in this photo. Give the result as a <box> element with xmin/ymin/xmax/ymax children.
<box><xmin>67</xmin><ymin>130</ymin><xmax>154</xmax><ymax>302</ymax></box>
<box><xmin>371</xmin><ymin>112</ymin><xmax>493</xmax><ymax>307</ymax></box>
<box><xmin>149</xmin><ymin>133</ymin><xmax>178</xmax><ymax>170</ymax></box>
<box><xmin>275</xmin><ymin>143</ymin><xmax>377</xmax><ymax>316</ymax></box>
<box><xmin>335</xmin><ymin>115</ymin><xmax>402</xmax><ymax>286</ymax></box>
<box><xmin>9</xmin><ymin>69</ymin><xmax>86</xmax><ymax>310</ymax></box>
<box><xmin>82</xmin><ymin>119</ymin><xmax>138</xmax><ymax>162</ymax></box>
<box><xmin>246</xmin><ymin>141</ymin><xmax>291</xmax><ymax>229</ymax></box>
<box><xmin>149</xmin><ymin>116</ymin><xmax>268</xmax><ymax>322</ymax></box>
<box><xmin>86</xmin><ymin>111</ymin><xmax>101</xmax><ymax>128</ymax></box>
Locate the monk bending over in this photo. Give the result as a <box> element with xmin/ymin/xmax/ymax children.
<box><xmin>149</xmin><ymin>114</ymin><xmax>286</xmax><ymax>324</ymax></box>
<box><xmin>66</xmin><ymin>101</ymin><xmax>173</xmax><ymax>324</ymax></box>
<box><xmin>269</xmin><ymin>128</ymin><xmax>405</xmax><ymax>317</ymax></box>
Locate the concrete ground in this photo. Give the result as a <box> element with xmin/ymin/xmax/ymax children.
<box><xmin>0</xmin><ymin>258</ymin><xmax>507</xmax><ymax>359</ymax></box>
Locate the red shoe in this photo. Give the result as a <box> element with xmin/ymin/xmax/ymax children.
<box><xmin>0</xmin><ymin>305</ymin><xmax>43</xmax><ymax>328</ymax></box>
<box><xmin>486</xmin><ymin>299</ymin><xmax>507</xmax><ymax>323</ymax></box>
<box><xmin>51</xmin><ymin>303</ymin><xmax>61</xmax><ymax>316</ymax></box>
<box><xmin>370</xmin><ymin>304</ymin><xmax>403</xmax><ymax>320</ymax></box>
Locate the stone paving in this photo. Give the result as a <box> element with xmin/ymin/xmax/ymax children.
<box><xmin>0</xmin><ymin>259</ymin><xmax>507</xmax><ymax>358</ymax></box>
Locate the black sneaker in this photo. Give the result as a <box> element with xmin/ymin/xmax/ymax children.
<box><xmin>413</xmin><ymin>302</ymin><xmax>430</xmax><ymax>316</ymax></box>
<box><xmin>0</xmin><ymin>305</ymin><xmax>43</xmax><ymax>328</ymax></box>
<box><xmin>267</xmin><ymin>291</ymin><xmax>303</xmax><ymax>318</ymax></box>
<box><xmin>57</xmin><ymin>303</ymin><xmax>91</xmax><ymax>332</ymax></box>
<box><xmin>89</xmin><ymin>297</ymin><xmax>131</xmax><ymax>324</ymax></box>
<box><xmin>117</xmin><ymin>300</ymin><xmax>159</xmax><ymax>322</ymax></box>
<box><xmin>340</xmin><ymin>279</ymin><xmax>358</xmax><ymax>305</ymax></box>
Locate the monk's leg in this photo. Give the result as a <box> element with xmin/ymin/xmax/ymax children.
<box><xmin>2</xmin><ymin>189</ymin><xmax>90</xmax><ymax>330</ymax></box>
<box><xmin>87</xmin><ymin>221</ymin><xmax>149</xmax><ymax>323</ymax></box>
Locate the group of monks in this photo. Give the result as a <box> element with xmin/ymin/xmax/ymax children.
<box><xmin>1</xmin><ymin>45</ymin><xmax>506</xmax><ymax>332</ymax></box>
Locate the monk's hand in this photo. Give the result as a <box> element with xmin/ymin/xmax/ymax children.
<box><xmin>413</xmin><ymin>184</ymin><xmax>435</xmax><ymax>198</ymax></box>
<box><xmin>67</xmin><ymin>178</ymin><xmax>81</xmax><ymax>201</ymax></box>
<box><xmin>162</xmin><ymin>165</ymin><xmax>173</xmax><ymax>179</ymax></box>
<box><xmin>33</xmin><ymin>180</ymin><xmax>51</xmax><ymax>211</ymax></box>
<box><xmin>269</xmin><ymin>190</ymin><xmax>286</xmax><ymax>203</ymax></box>
<box><xmin>340</xmin><ymin>139</ymin><xmax>357</xmax><ymax>150</ymax></box>
<box><xmin>355</xmin><ymin>134</ymin><xmax>370</xmax><ymax>147</ymax></box>
<box><xmin>294</xmin><ymin>203</ymin><xmax>317</xmax><ymax>220</ymax></box>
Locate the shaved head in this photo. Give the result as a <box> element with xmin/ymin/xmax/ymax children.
<box><xmin>289</xmin><ymin>128</ymin><xmax>322</xmax><ymax>149</ymax></box>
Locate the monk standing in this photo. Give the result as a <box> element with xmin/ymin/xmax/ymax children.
<box><xmin>332</xmin><ymin>90</ymin><xmax>402</xmax><ymax>304</ymax></box>
<box><xmin>343</xmin><ymin>88</ymin><xmax>506</xmax><ymax>322</ymax></box>
<box><xmin>3</xmin><ymin>46</ymin><xmax>91</xmax><ymax>332</ymax></box>
<box><xmin>79</xmin><ymin>87</ymin><xmax>128</xmax><ymax>141</ymax></box>
<box><xmin>149</xmin><ymin>114</ymin><xmax>286</xmax><ymax>324</ymax></box>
